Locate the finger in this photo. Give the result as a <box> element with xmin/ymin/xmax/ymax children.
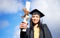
<box><xmin>20</xmin><ymin>26</ymin><xmax>24</xmax><ymax>28</ymax></box>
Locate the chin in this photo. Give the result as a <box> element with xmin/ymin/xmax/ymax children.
<box><xmin>33</xmin><ymin>22</ymin><xmax>38</xmax><ymax>24</ymax></box>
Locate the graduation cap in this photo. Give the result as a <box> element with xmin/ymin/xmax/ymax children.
<box><xmin>30</xmin><ymin>9</ymin><xmax>45</xmax><ymax>18</ymax></box>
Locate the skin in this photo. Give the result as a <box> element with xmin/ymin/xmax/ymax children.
<box><xmin>22</xmin><ymin>8</ymin><xmax>29</xmax><ymax>18</ymax></box>
<box><xmin>20</xmin><ymin>14</ymin><xmax>40</xmax><ymax>29</ymax></box>
<box><xmin>32</xmin><ymin>14</ymin><xmax>40</xmax><ymax>24</ymax></box>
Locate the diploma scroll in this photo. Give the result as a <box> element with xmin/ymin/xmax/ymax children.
<box><xmin>22</xmin><ymin>1</ymin><xmax>30</xmax><ymax>31</ymax></box>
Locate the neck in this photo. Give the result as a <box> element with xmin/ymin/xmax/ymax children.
<box><xmin>34</xmin><ymin>24</ymin><xmax>38</xmax><ymax>27</ymax></box>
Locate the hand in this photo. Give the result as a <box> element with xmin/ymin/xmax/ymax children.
<box><xmin>20</xmin><ymin>22</ymin><xmax>28</xmax><ymax>29</ymax></box>
<box><xmin>23</xmin><ymin>8</ymin><xmax>29</xmax><ymax>15</ymax></box>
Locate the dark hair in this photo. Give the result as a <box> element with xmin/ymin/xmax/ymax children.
<box><xmin>30</xmin><ymin>18</ymin><xmax>45</xmax><ymax>38</ymax></box>
<box><xmin>29</xmin><ymin>18</ymin><xmax>45</xmax><ymax>38</ymax></box>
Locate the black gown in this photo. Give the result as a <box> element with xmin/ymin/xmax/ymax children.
<box><xmin>20</xmin><ymin>24</ymin><xmax>52</xmax><ymax>38</ymax></box>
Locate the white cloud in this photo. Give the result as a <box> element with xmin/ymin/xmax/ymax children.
<box><xmin>0</xmin><ymin>0</ymin><xmax>23</xmax><ymax>13</ymax></box>
<box><xmin>0</xmin><ymin>20</ymin><xmax>9</xmax><ymax>29</ymax></box>
<box><xmin>30</xmin><ymin>0</ymin><xmax>48</xmax><ymax>12</ymax></box>
<box><xmin>14</xmin><ymin>25</ymin><xmax>20</xmax><ymax>38</ymax></box>
<box><xmin>30</xmin><ymin>0</ymin><xmax>60</xmax><ymax>25</ymax></box>
<box><xmin>31</xmin><ymin>0</ymin><xmax>60</xmax><ymax>38</ymax></box>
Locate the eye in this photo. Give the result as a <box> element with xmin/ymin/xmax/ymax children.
<box><xmin>32</xmin><ymin>16</ymin><xmax>35</xmax><ymax>18</ymax></box>
<box><xmin>36</xmin><ymin>16</ymin><xmax>38</xmax><ymax>18</ymax></box>
<box><xmin>36</xmin><ymin>15</ymin><xmax>40</xmax><ymax>18</ymax></box>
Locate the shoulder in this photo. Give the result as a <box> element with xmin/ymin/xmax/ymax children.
<box><xmin>42</xmin><ymin>24</ymin><xmax>50</xmax><ymax>32</ymax></box>
<box><xmin>42</xmin><ymin>24</ymin><xmax>52</xmax><ymax>38</ymax></box>
<box><xmin>42</xmin><ymin>24</ymin><xmax>48</xmax><ymax>29</ymax></box>
<box><xmin>43</xmin><ymin>24</ymin><xmax>52</xmax><ymax>36</ymax></box>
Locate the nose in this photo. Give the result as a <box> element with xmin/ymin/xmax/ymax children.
<box><xmin>35</xmin><ymin>16</ymin><xmax>37</xmax><ymax>18</ymax></box>
<box><xmin>33</xmin><ymin>16</ymin><xmax>37</xmax><ymax>20</ymax></box>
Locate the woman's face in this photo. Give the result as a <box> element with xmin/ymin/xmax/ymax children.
<box><xmin>32</xmin><ymin>14</ymin><xmax>40</xmax><ymax>24</ymax></box>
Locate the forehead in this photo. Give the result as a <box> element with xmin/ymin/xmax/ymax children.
<box><xmin>32</xmin><ymin>14</ymin><xmax>40</xmax><ymax>17</ymax></box>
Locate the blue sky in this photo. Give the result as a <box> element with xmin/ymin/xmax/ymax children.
<box><xmin>0</xmin><ymin>0</ymin><xmax>26</xmax><ymax>38</ymax></box>
<box><xmin>0</xmin><ymin>0</ymin><xmax>60</xmax><ymax>38</ymax></box>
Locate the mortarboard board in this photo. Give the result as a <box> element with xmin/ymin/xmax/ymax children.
<box><xmin>30</xmin><ymin>9</ymin><xmax>45</xmax><ymax>18</ymax></box>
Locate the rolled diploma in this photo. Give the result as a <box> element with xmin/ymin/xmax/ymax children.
<box><xmin>22</xmin><ymin>1</ymin><xmax>30</xmax><ymax>32</ymax></box>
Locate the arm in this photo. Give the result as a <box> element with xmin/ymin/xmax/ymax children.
<box><xmin>43</xmin><ymin>24</ymin><xmax>52</xmax><ymax>38</ymax></box>
<box><xmin>20</xmin><ymin>29</ymin><xmax>27</xmax><ymax>38</ymax></box>
<box><xmin>20</xmin><ymin>28</ymin><xmax>29</xmax><ymax>38</ymax></box>
<box><xmin>20</xmin><ymin>22</ymin><xmax>29</xmax><ymax>38</ymax></box>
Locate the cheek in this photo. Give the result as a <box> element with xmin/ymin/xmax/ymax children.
<box><xmin>36</xmin><ymin>18</ymin><xmax>40</xmax><ymax>22</ymax></box>
<box><xmin>32</xmin><ymin>18</ymin><xmax>34</xmax><ymax>21</ymax></box>
<box><xmin>32</xmin><ymin>18</ymin><xmax>40</xmax><ymax>23</ymax></box>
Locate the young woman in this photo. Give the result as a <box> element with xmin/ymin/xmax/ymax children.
<box><xmin>20</xmin><ymin>9</ymin><xmax>52</xmax><ymax>38</ymax></box>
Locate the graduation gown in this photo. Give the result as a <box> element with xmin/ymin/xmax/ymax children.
<box><xmin>20</xmin><ymin>24</ymin><xmax>52</xmax><ymax>38</ymax></box>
